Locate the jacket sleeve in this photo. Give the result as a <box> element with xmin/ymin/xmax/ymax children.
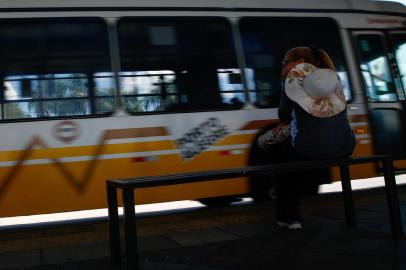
<box><xmin>278</xmin><ymin>89</ymin><xmax>294</xmax><ymax>124</ymax></box>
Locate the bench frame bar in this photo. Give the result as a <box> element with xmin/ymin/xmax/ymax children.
<box><xmin>106</xmin><ymin>155</ymin><xmax>403</xmax><ymax>270</ymax></box>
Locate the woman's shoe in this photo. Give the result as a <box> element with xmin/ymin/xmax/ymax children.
<box><xmin>269</xmin><ymin>188</ymin><xmax>278</xmax><ymax>199</ymax></box>
<box><xmin>276</xmin><ymin>221</ymin><xmax>303</xmax><ymax>230</ymax></box>
<box><xmin>287</xmin><ymin>222</ymin><xmax>303</xmax><ymax>229</ymax></box>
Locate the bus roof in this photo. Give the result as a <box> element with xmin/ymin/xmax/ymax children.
<box><xmin>0</xmin><ymin>0</ymin><xmax>404</xmax><ymax>16</ymax></box>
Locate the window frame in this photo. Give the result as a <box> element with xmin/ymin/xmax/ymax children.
<box><xmin>0</xmin><ymin>16</ymin><xmax>115</xmax><ymax>122</ymax></box>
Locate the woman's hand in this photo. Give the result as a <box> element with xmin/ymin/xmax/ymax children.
<box><xmin>272</xmin><ymin>122</ymin><xmax>290</xmax><ymax>134</ymax></box>
<box><xmin>257</xmin><ymin>122</ymin><xmax>291</xmax><ymax>149</ymax></box>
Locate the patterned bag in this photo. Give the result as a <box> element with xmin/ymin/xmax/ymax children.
<box><xmin>257</xmin><ymin>124</ymin><xmax>291</xmax><ymax>149</ymax></box>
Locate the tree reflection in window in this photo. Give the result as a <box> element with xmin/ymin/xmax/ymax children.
<box><xmin>120</xmin><ymin>70</ymin><xmax>178</xmax><ymax>112</ymax></box>
<box><xmin>4</xmin><ymin>72</ymin><xmax>114</xmax><ymax>119</ymax></box>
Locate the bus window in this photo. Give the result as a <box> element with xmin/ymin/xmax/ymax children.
<box><xmin>391</xmin><ymin>33</ymin><xmax>406</xmax><ymax>95</ymax></box>
<box><xmin>0</xmin><ymin>18</ymin><xmax>113</xmax><ymax>120</ymax></box>
<box><xmin>239</xmin><ymin>17</ymin><xmax>352</xmax><ymax>108</ymax></box>
<box><xmin>117</xmin><ymin>17</ymin><xmax>244</xmax><ymax>113</ymax></box>
<box><xmin>94</xmin><ymin>72</ymin><xmax>115</xmax><ymax>114</ymax></box>
<box><xmin>356</xmin><ymin>35</ymin><xmax>397</xmax><ymax>102</ymax></box>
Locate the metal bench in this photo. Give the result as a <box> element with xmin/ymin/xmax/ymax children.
<box><xmin>106</xmin><ymin>154</ymin><xmax>403</xmax><ymax>270</ymax></box>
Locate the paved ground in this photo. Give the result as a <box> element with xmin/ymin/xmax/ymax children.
<box><xmin>1</xmin><ymin>185</ymin><xmax>406</xmax><ymax>270</ymax></box>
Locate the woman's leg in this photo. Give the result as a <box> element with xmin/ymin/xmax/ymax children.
<box><xmin>276</xmin><ymin>173</ymin><xmax>301</xmax><ymax>223</ymax></box>
<box><xmin>275</xmin><ymin>139</ymin><xmax>305</xmax><ymax>223</ymax></box>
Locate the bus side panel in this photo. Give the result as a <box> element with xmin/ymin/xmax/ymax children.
<box><xmin>0</xmin><ymin>129</ymin><xmax>253</xmax><ymax>217</ymax></box>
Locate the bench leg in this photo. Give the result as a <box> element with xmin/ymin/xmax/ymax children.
<box><xmin>382</xmin><ymin>159</ymin><xmax>404</xmax><ymax>238</ymax></box>
<box><xmin>107</xmin><ymin>183</ymin><xmax>121</xmax><ymax>263</ymax></box>
<box><xmin>339</xmin><ymin>165</ymin><xmax>357</xmax><ymax>230</ymax></box>
<box><xmin>123</xmin><ymin>188</ymin><xmax>139</xmax><ymax>270</ymax></box>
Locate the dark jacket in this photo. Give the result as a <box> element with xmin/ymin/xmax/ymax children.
<box><xmin>278</xmin><ymin>89</ymin><xmax>355</xmax><ymax>159</ymax></box>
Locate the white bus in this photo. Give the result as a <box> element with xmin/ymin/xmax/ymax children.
<box><xmin>0</xmin><ymin>0</ymin><xmax>405</xmax><ymax>217</ymax></box>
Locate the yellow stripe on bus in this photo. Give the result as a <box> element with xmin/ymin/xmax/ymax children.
<box><xmin>0</xmin><ymin>140</ymin><xmax>176</xmax><ymax>162</ymax></box>
<box><xmin>0</xmin><ymin>149</ymin><xmax>248</xmax><ymax>217</ymax></box>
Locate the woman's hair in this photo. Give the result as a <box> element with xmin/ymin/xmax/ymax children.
<box><xmin>288</xmin><ymin>47</ymin><xmax>336</xmax><ymax>71</ymax></box>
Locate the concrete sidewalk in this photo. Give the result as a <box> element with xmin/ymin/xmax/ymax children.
<box><xmin>1</xmin><ymin>185</ymin><xmax>406</xmax><ymax>270</ymax></box>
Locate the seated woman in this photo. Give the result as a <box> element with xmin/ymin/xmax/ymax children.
<box><xmin>270</xmin><ymin>47</ymin><xmax>355</xmax><ymax>229</ymax></box>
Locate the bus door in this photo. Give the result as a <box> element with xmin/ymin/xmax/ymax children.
<box><xmin>353</xmin><ymin>31</ymin><xmax>406</xmax><ymax>164</ymax></box>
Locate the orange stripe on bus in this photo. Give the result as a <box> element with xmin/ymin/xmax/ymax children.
<box><xmin>349</xmin><ymin>114</ymin><xmax>368</xmax><ymax>123</ymax></box>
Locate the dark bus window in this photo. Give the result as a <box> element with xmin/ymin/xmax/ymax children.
<box><xmin>117</xmin><ymin>17</ymin><xmax>244</xmax><ymax>113</ymax></box>
<box><xmin>239</xmin><ymin>17</ymin><xmax>351</xmax><ymax>108</ymax></box>
<box><xmin>0</xmin><ymin>18</ymin><xmax>114</xmax><ymax>120</ymax></box>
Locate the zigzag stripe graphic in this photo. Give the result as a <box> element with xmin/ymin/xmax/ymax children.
<box><xmin>0</xmin><ymin>127</ymin><xmax>169</xmax><ymax>202</ymax></box>
<box><xmin>0</xmin><ymin>119</ymin><xmax>290</xmax><ymax>203</ymax></box>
